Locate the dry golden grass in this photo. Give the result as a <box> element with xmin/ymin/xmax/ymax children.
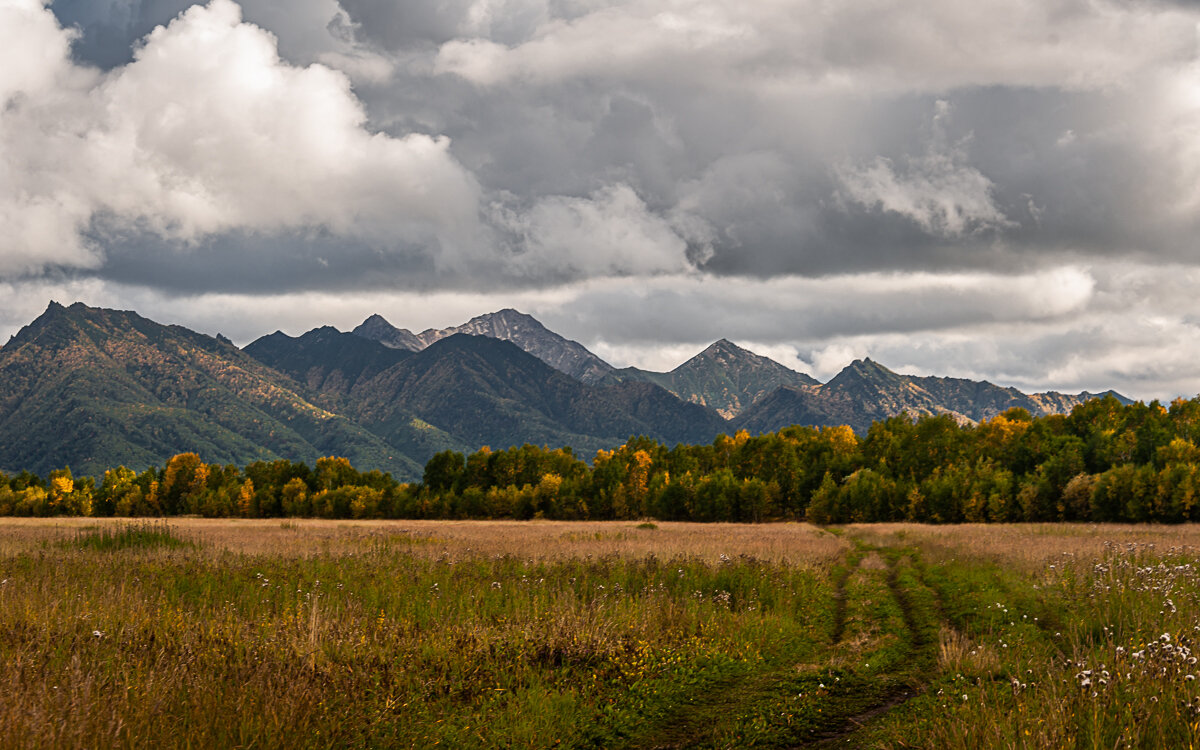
<box><xmin>936</xmin><ymin>625</ymin><xmax>1000</xmax><ymax>676</ymax></box>
<box><xmin>0</xmin><ymin>517</ymin><xmax>848</xmax><ymax>565</ymax></box>
<box><xmin>845</xmin><ymin>522</ymin><xmax>1200</xmax><ymax>570</ymax></box>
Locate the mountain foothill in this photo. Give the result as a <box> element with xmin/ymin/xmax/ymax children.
<box><xmin>0</xmin><ymin>302</ymin><xmax>1129</xmax><ymax>480</ymax></box>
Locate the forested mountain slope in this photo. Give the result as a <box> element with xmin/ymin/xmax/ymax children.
<box><xmin>0</xmin><ymin>303</ymin><xmax>421</xmax><ymax>477</ymax></box>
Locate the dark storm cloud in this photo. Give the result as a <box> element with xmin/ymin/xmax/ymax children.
<box><xmin>88</xmin><ymin>230</ymin><xmax>437</xmax><ymax>295</ymax></box>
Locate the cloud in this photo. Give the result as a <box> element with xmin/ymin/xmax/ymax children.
<box><xmin>531</xmin><ymin>262</ymin><xmax>1197</xmax><ymax>400</ymax></box>
<box><xmin>432</xmin><ymin>0</ymin><xmax>1197</xmax><ymax>92</ymax></box>
<box><xmin>0</xmin><ymin>0</ymin><xmax>77</xmax><ymax>99</ymax></box>
<box><xmin>489</xmin><ymin>184</ymin><xmax>696</xmax><ymax>278</ymax></box>
<box><xmin>543</xmin><ymin>266</ymin><xmax>1097</xmax><ymax>347</ymax></box>
<box><xmin>401</xmin><ymin>0</ymin><xmax>1200</xmax><ymax>283</ymax></box>
<box><xmin>50</xmin><ymin>0</ymin><xmax>393</xmax><ymax>77</ymax></box>
<box><xmin>0</xmin><ymin>0</ymin><xmax>481</xmax><ymax>278</ymax></box>
<box><xmin>36</xmin><ymin>0</ymin><xmax>1198</xmax><ymax>288</ymax></box>
<box><xmin>836</xmin><ymin>102</ymin><xmax>1014</xmax><ymax>238</ymax></box>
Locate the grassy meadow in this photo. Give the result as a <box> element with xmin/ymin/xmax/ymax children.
<box><xmin>3</xmin><ymin>519</ymin><xmax>1200</xmax><ymax>748</ymax></box>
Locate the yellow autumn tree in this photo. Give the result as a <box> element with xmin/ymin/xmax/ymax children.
<box><xmin>237</xmin><ymin>479</ymin><xmax>255</xmax><ymax>518</ymax></box>
<box><xmin>48</xmin><ymin>469</ymin><xmax>74</xmax><ymax>514</ymax></box>
<box><xmin>281</xmin><ymin>477</ymin><xmax>309</xmax><ymax>516</ymax></box>
<box><xmin>621</xmin><ymin>450</ymin><xmax>654</xmax><ymax>518</ymax></box>
<box><xmin>162</xmin><ymin>453</ymin><xmax>206</xmax><ymax>514</ymax></box>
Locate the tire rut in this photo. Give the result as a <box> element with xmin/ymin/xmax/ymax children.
<box><xmin>795</xmin><ymin>548</ymin><xmax>941</xmax><ymax>748</ymax></box>
<box><xmin>830</xmin><ymin>551</ymin><xmax>863</xmax><ymax>646</ymax></box>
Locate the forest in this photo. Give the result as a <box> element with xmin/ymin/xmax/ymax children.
<box><xmin>6</xmin><ymin>394</ymin><xmax>1200</xmax><ymax>524</ymax></box>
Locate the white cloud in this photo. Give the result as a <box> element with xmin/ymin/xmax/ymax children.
<box><xmin>0</xmin><ymin>0</ymin><xmax>78</xmax><ymax>103</ymax></box>
<box><xmin>0</xmin><ymin>0</ymin><xmax>481</xmax><ymax>276</ymax></box>
<box><xmin>490</xmin><ymin>183</ymin><xmax>695</xmax><ymax>277</ymax></box>
<box><xmin>836</xmin><ymin>101</ymin><xmax>1013</xmax><ymax>238</ymax></box>
<box><xmin>836</xmin><ymin>152</ymin><xmax>1011</xmax><ymax>238</ymax></box>
<box><xmin>433</xmin><ymin>0</ymin><xmax>1198</xmax><ymax>93</ymax></box>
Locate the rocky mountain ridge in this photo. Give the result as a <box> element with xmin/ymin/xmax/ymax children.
<box><xmin>352</xmin><ymin>309</ymin><xmax>616</xmax><ymax>385</ymax></box>
<box><xmin>0</xmin><ymin>302</ymin><xmax>1133</xmax><ymax>478</ymax></box>
<box><xmin>735</xmin><ymin>357</ymin><xmax>1128</xmax><ymax>435</ymax></box>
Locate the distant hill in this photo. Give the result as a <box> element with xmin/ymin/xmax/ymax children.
<box><xmin>245</xmin><ymin>326</ymin><xmax>412</xmax><ymax>402</ymax></box>
<box><xmin>0</xmin><ymin>303</ymin><xmax>422</xmax><ymax>478</ymax></box>
<box><xmin>244</xmin><ymin>327</ymin><xmax>469</xmax><ymax>463</ymax></box>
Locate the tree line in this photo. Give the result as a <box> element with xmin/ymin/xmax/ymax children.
<box><xmin>6</xmin><ymin>395</ymin><xmax>1200</xmax><ymax>523</ymax></box>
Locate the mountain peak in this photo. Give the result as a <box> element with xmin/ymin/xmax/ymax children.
<box><xmin>848</xmin><ymin>357</ymin><xmax>890</xmax><ymax>372</ymax></box>
<box><xmin>704</xmin><ymin>338</ymin><xmax>738</xmax><ymax>352</ymax></box>
<box><xmin>426</xmin><ymin>310</ymin><xmax>616</xmax><ymax>385</ymax></box>
<box><xmin>351</xmin><ymin>308</ymin><xmax>615</xmax><ymax>383</ymax></box>
<box><xmin>828</xmin><ymin>358</ymin><xmax>904</xmax><ymax>390</ymax></box>
<box><xmin>352</xmin><ymin>315</ymin><xmax>422</xmax><ymax>351</ymax></box>
<box><xmin>491</xmin><ymin>307</ymin><xmax>528</xmax><ymax>318</ymax></box>
<box><xmin>5</xmin><ymin>300</ymin><xmax>97</xmax><ymax>351</ymax></box>
<box><xmin>460</xmin><ymin>308</ymin><xmax>545</xmax><ymax>335</ymax></box>
<box><xmin>689</xmin><ymin>338</ymin><xmax>751</xmax><ymax>365</ymax></box>
<box><xmin>648</xmin><ymin>339</ymin><xmax>819</xmax><ymax>418</ymax></box>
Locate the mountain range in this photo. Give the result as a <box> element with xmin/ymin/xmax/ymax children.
<box><xmin>0</xmin><ymin>302</ymin><xmax>1131</xmax><ymax>479</ymax></box>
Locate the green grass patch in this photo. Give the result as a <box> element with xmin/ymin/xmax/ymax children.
<box><xmin>65</xmin><ymin>520</ymin><xmax>193</xmax><ymax>552</ymax></box>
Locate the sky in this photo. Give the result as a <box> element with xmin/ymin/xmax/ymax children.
<box><xmin>1</xmin><ymin>0</ymin><xmax>1199</xmax><ymax>400</ymax></box>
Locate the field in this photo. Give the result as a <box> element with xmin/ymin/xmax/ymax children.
<box><xmin>3</xmin><ymin>520</ymin><xmax>1200</xmax><ymax>748</ymax></box>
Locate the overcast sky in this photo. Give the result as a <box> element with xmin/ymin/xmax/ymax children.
<box><xmin>1</xmin><ymin>0</ymin><xmax>1199</xmax><ymax>400</ymax></box>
